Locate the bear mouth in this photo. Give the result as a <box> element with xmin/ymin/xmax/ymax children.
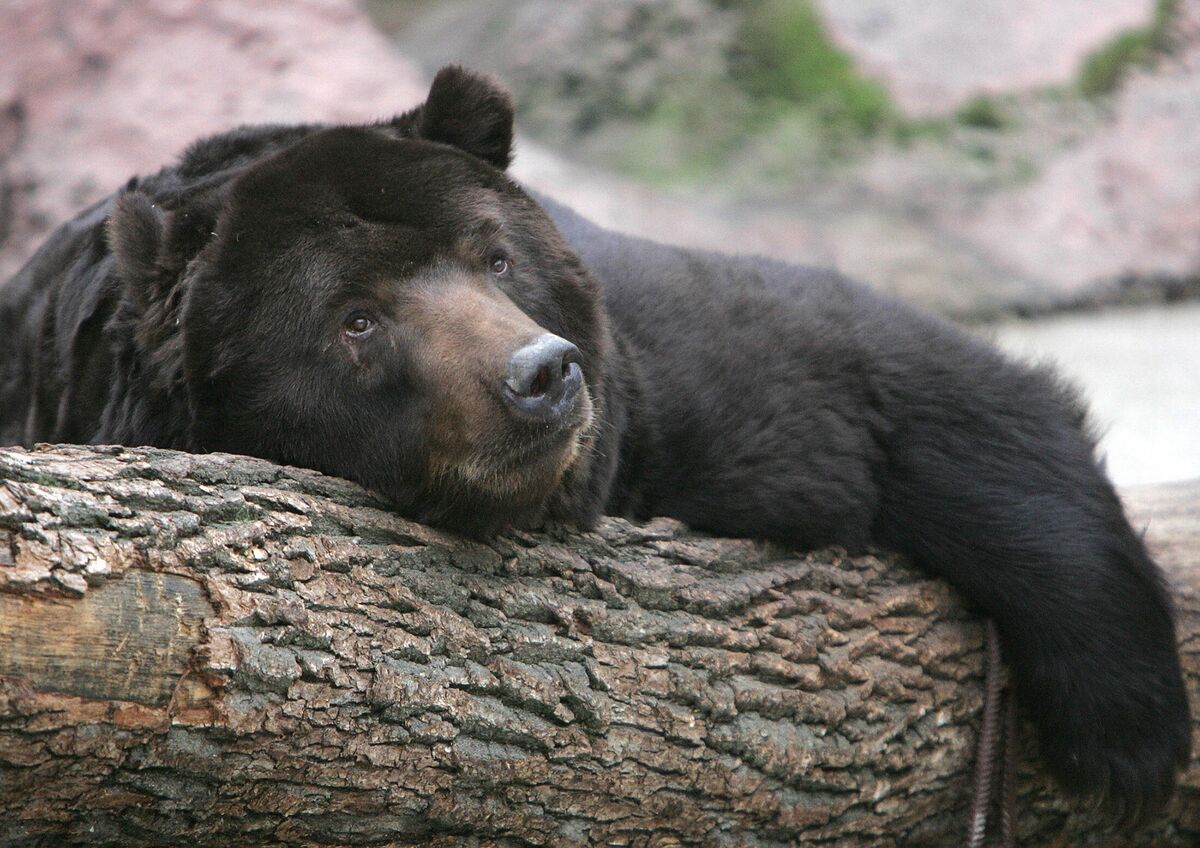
<box><xmin>504</xmin><ymin>421</ymin><xmax>582</xmax><ymax>468</ymax></box>
<box><xmin>424</xmin><ymin>372</ymin><xmax>593</xmax><ymax>508</ymax></box>
<box><xmin>463</xmin><ymin>382</ymin><xmax>594</xmax><ymax>503</ymax></box>
<box><xmin>499</xmin><ymin>384</ymin><xmax>593</xmax><ymax>472</ymax></box>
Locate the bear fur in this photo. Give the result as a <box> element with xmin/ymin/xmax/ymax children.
<box><xmin>0</xmin><ymin>66</ymin><xmax>1189</xmax><ymax>819</ymax></box>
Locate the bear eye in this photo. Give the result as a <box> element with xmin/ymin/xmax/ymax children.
<box><xmin>343</xmin><ymin>313</ymin><xmax>375</xmax><ymax>338</ymax></box>
<box><xmin>490</xmin><ymin>255</ymin><xmax>511</xmax><ymax>276</ymax></box>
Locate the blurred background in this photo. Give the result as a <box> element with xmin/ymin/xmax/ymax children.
<box><xmin>2</xmin><ymin>0</ymin><xmax>1197</xmax><ymax>486</ymax></box>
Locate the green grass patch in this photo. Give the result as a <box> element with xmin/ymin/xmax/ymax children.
<box><xmin>891</xmin><ymin>118</ymin><xmax>952</xmax><ymax>148</ymax></box>
<box><xmin>730</xmin><ymin>0</ymin><xmax>894</xmax><ymax>138</ymax></box>
<box><xmin>621</xmin><ymin>0</ymin><xmax>900</xmax><ymax>184</ymax></box>
<box><xmin>1078</xmin><ymin>0</ymin><xmax>1178</xmax><ymax>96</ymax></box>
<box><xmin>955</xmin><ymin>95</ymin><xmax>1010</xmax><ymax>130</ymax></box>
<box><xmin>608</xmin><ymin>0</ymin><xmax>1049</xmax><ymax>186</ymax></box>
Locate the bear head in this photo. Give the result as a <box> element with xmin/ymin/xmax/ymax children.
<box><xmin>105</xmin><ymin>67</ymin><xmax>617</xmax><ymax>534</ymax></box>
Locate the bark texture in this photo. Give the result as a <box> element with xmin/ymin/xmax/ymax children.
<box><xmin>0</xmin><ymin>444</ymin><xmax>1197</xmax><ymax>847</ymax></box>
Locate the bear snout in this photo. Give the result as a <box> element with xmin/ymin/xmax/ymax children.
<box><xmin>503</xmin><ymin>333</ymin><xmax>583</xmax><ymax>422</ymax></box>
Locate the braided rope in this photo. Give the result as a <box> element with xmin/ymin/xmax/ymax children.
<box><xmin>966</xmin><ymin>620</ymin><xmax>1015</xmax><ymax>848</ymax></box>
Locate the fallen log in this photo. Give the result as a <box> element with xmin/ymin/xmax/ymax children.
<box><xmin>0</xmin><ymin>444</ymin><xmax>1197</xmax><ymax>846</ymax></box>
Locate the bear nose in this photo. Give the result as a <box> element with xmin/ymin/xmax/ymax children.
<box><xmin>503</xmin><ymin>333</ymin><xmax>583</xmax><ymax>421</ymax></box>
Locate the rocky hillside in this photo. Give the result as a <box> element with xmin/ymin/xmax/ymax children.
<box><xmin>380</xmin><ymin>0</ymin><xmax>1200</xmax><ymax>318</ymax></box>
<box><xmin>3</xmin><ymin>0</ymin><xmax>1199</xmax><ymax>319</ymax></box>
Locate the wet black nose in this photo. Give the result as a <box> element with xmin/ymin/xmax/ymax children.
<box><xmin>503</xmin><ymin>334</ymin><xmax>583</xmax><ymax>420</ymax></box>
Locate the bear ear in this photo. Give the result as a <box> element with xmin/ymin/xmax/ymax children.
<box><xmin>107</xmin><ymin>192</ymin><xmax>166</xmax><ymax>291</ymax></box>
<box><xmin>410</xmin><ymin>65</ymin><xmax>515</xmax><ymax>170</ymax></box>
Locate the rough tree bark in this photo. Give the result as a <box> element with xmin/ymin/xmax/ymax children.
<box><xmin>0</xmin><ymin>445</ymin><xmax>1197</xmax><ymax>847</ymax></box>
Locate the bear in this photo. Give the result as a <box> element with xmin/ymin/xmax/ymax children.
<box><xmin>0</xmin><ymin>66</ymin><xmax>1189</xmax><ymax>821</ymax></box>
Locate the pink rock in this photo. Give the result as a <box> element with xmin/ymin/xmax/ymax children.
<box><xmin>0</xmin><ymin>0</ymin><xmax>426</xmax><ymax>281</ymax></box>
<box><xmin>952</xmin><ymin>56</ymin><xmax>1200</xmax><ymax>296</ymax></box>
<box><xmin>814</xmin><ymin>0</ymin><xmax>1157</xmax><ymax>115</ymax></box>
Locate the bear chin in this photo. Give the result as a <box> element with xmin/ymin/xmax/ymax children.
<box><xmin>417</xmin><ymin>391</ymin><xmax>595</xmax><ymax>536</ymax></box>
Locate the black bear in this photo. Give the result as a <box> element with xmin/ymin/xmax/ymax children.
<box><xmin>0</xmin><ymin>66</ymin><xmax>1189</xmax><ymax>820</ymax></box>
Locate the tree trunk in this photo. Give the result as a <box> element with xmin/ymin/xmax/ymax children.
<box><xmin>0</xmin><ymin>445</ymin><xmax>1197</xmax><ymax>847</ymax></box>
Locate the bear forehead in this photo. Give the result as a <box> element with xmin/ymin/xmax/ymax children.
<box><xmin>227</xmin><ymin>127</ymin><xmax>513</xmax><ymax>232</ymax></box>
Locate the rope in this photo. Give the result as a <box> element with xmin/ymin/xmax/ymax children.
<box><xmin>999</xmin><ymin>682</ymin><xmax>1019</xmax><ymax>847</ymax></box>
<box><xmin>966</xmin><ymin>620</ymin><xmax>1016</xmax><ymax>848</ymax></box>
